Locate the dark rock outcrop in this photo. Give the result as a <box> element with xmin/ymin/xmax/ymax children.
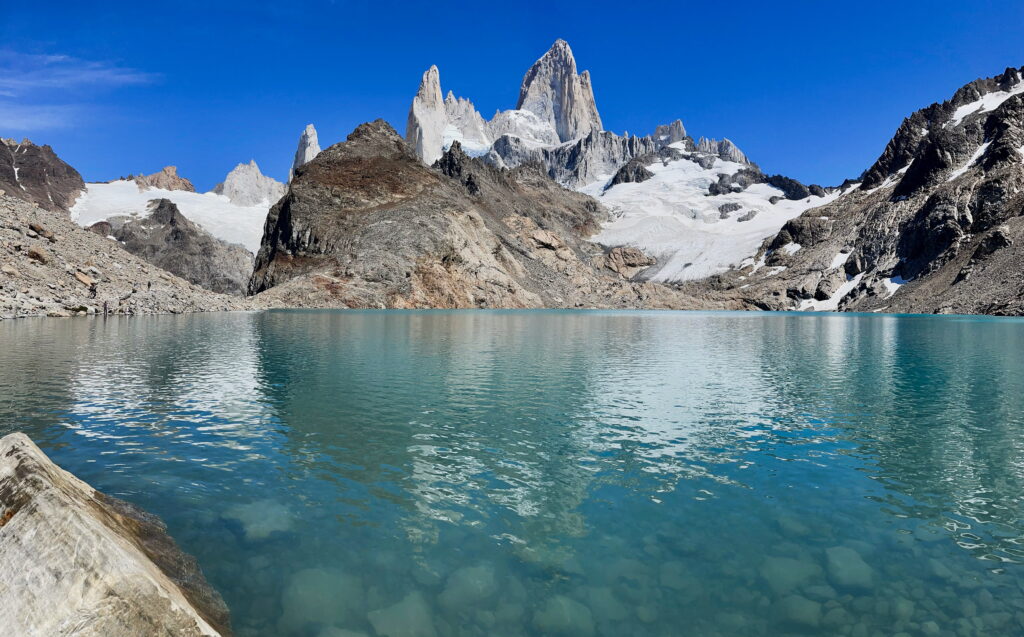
<box><xmin>89</xmin><ymin>199</ymin><xmax>254</xmax><ymax>296</ymax></box>
<box><xmin>0</xmin><ymin>138</ymin><xmax>84</xmax><ymax>212</ymax></box>
<box><xmin>708</xmin><ymin>65</ymin><xmax>1024</xmax><ymax>315</ymax></box>
<box><xmin>606</xmin><ymin>158</ymin><xmax>654</xmax><ymax>189</ymax></box>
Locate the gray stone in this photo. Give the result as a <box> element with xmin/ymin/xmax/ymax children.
<box><xmin>826</xmin><ymin>546</ymin><xmax>874</xmax><ymax>590</ymax></box>
<box><xmin>0</xmin><ymin>432</ymin><xmax>230</xmax><ymax>636</ymax></box>
<box><xmin>368</xmin><ymin>591</ymin><xmax>437</xmax><ymax>637</ymax></box>
<box><xmin>759</xmin><ymin>556</ymin><xmax>822</xmax><ymax>595</ymax></box>
<box><xmin>532</xmin><ymin>595</ymin><xmax>595</xmax><ymax>636</ymax></box>
<box><xmin>516</xmin><ymin>40</ymin><xmax>602</xmax><ymax>143</ymax></box>
<box><xmin>777</xmin><ymin>594</ymin><xmax>822</xmax><ymax>628</ymax></box>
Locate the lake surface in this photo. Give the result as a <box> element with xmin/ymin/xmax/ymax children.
<box><xmin>2</xmin><ymin>310</ymin><xmax>1024</xmax><ymax>636</ymax></box>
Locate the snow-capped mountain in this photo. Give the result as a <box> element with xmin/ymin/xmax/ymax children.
<box><xmin>586</xmin><ymin>143</ymin><xmax>842</xmax><ymax>281</ymax></box>
<box><xmin>71</xmin><ymin>163</ymin><xmax>277</xmax><ymax>254</ymax></box>
<box><xmin>404</xmin><ymin>39</ymin><xmax>835</xmax><ymax>281</ymax></box>
<box><xmin>711</xmin><ymin>65</ymin><xmax>1024</xmax><ymax>315</ymax></box>
<box><xmin>212</xmin><ymin>160</ymin><xmax>286</xmax><ymax>207</ymax></box>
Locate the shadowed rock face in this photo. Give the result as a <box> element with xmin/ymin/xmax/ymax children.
<box><xmin>89</xmin><ymin>198</ymin><xmax>254</xmax><ymax>296</ymax></box>
<box><xmin>0</xmin><ymin>138</ymin><xmax>84</xmax><ymax>212</ymax></box>
<box><xmin>0</xmin><ymin>432</ymin><xmax>231</xmax><ymax>636</ymax></box>
<box><xmin>249</xmin><ymin>121</ymin><xmax>716</xmax><ymax>310</ymax></box>
<box><xmin>701</xmin><ymin>66</ymin><xmax>1024</xmax><ymax>316</ymax></box>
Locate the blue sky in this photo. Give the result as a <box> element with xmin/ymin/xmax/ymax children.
<box><xmin>1</xmin><ymin>0</ymin><xmax>1021</xmax><ymax>190</ymax></box>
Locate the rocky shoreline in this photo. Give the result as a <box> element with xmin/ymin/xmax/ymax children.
<box><xmin>0</xmin><ymin>193</ymin><xmax>253</xmax><ymax>320</ymax></box>
<box><xmin>0</xmin><ymin>432</ymin><xmax>231</xmax><ymax>636</ymax></box>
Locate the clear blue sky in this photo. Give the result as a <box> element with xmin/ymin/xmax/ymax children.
<box><xmin>1</xmin><ymin>0</ymin><xmax>1021</xmax><ymax>190</ymax></box>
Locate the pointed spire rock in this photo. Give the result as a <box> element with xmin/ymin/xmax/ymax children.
<box><xmin>406</xmin><ymin>65</ymin><xmax>448</xmax><ymax>165</ymax></box>
<box><xmin>516</xmin><ymin>39</ymin><xmax>603</xmax><ymax>143</ymax></box>
<box><xmin>290</xmin><ymin>124</ymin><xmax>321</xmax><ymax>181</ymax></box>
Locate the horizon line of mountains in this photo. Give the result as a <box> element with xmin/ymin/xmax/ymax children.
<box><xmin>1</xmin><ymin>40</ymin><xmax>1023</xmax><ymax>316</ymax></box>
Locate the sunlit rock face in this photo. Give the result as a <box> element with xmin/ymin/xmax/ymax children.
<box><xmin>0</xmin><ymin>432</ymin><xmax>231</xmax><ymax>636</ymax></box>
<box><xmin>212</xmin><ymin>160</ymin><xmax>286</xmax><ymax>207</ymax></box>
<box><xmin>515</xmin><ymin>39</ymin><xmax>603</xmax><ymax>143</ymax></box>
<box><xmin>290</xmin><ymin>124</ymin><xmax>321</xmax><ymax>181</ymax></box>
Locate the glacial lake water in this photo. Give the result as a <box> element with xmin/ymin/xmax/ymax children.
<box><xmin>2</xmin><ymin>310</ymin><xmax>1024</xmax><ymax>637</ymax></box>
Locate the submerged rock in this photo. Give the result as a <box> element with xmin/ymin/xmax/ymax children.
<box><xmin>0</xmin><ymin>432</ymin><xmax>230</xmax><ymax>636</ymax></box>
<box><xmin>278</xmin><ymin>567</ymin><xmax>364</xmax><ymax>634</ymax></box>
<box><xmin>826</xmin><ymin>546</ymin><xmax>874</xmax><ymax>590</ymax></box>
<box><xmin>532</xmin><ymin>595</ymin><xmax>595</xmax><ymax>636</ymax></box>
<box><xmin>367</xmin><ymin>591</ymin><xmax>437</xmax><ymax>637</ymax></box>
<box><xmin>438</xmin><ymin>563</ymin><xmax>498</xmax><ymax>609</ymax></box>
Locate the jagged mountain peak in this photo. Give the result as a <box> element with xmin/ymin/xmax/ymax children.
<box><xmin>516</xmin><ymin>39</ymin><xmax>603</xmax><ymax>143</ymax></box>
<box><xmin>135</xmin><ymin>166</ymin><xmax>194</xmax><ymax>193</ymax></box>
<box><xmin>212</xmin><ymin>159</ymin><xmax>285</xmax><ymax>207</ymax></box>
<box><xmin>859</xmin><ymin>64</ymin><xmax>1024</xmax><ymax>191</ymax></box>
<box><xmin>0</xmin><ymin>138</ymin><xmax>84</xmax><ymax>212</ymax></box>
<box><xmin>416</xmin><ymin>65</ymin><xmax>443</xmax><ymax>105</ymax></box>
<box><xmin>654</xmin><ymin>120</ymin><xmax>688</xmax><ymax>144</ymax></box>
<box><xmin>695</xmin><ymin>137</ymin><xmax>749</xmax><ymax>164</ymax></box>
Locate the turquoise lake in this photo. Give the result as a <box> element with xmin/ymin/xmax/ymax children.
<box><xmin>2</xmin><ymin>309</ymin><xmax>1024</xmax><ymax>636</ymax></box>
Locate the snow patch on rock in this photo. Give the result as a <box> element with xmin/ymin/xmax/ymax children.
<box><xmin>71</xmin><ymin>180</ymin><xmax>270</xmax><ymax>253</ymax></box>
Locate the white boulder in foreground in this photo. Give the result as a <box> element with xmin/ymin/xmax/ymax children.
<box><xmin>0</xmin><ymin>432</ymin><xmax>230</xmax><ymax>636</ymax></box>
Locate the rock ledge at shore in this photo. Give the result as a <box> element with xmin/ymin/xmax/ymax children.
<box><xmin>0</xmin><ymin>432</ymin><xmax>231</xmax><ymax>636</ymax></box>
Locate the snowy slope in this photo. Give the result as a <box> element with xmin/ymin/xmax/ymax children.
<box><xmin>70</xmin><ymin>181</ymin><xmax>270</xmax><ymax>253</ymax></box>
<box><xmin>948</xmin><ymin>79</ymin><xmax>1024</xmax><ymax>126</ymax></box>
<box><xmin>583</xmin><ymin>146</ymin><xmax>841</xmax><ymax>281</ymax></box>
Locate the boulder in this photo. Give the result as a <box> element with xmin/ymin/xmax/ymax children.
<box><xmin>26</xmin><ymin>245</ymin><xmax>49</xmax><ymax>264</ymax></box>
<box><xmin>825</xmin><ymin>546</ymin><xmax>874</xmax><ymax>590</ymax></box>
<box><xmin>0</xmin><ymin>432</ymin><xmax>230</xmax><ymax>636</ymax></box>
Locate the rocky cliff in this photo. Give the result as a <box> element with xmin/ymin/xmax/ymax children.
<box><xmin>0</xmin><ymin>138</ymin><xmax>84</xmax><ymax>212</ymax></box>
<box><xmin>516</xmin><ymin>39</ymin><xmax>603</xmax><ymax>143</ymax></box>
<box><xmin>0</xmin><ymin>432</ymin><xmax>230</xmax><ymax>636</ymax></box>
<box><xmin>0</xmin><ymin>193</ymin><xmax>247</xmax><ymax>319</ymax></box>
<box><xmin>249</xmin><ymin>121</ymin><xmax>717</xmax><ymax>310</ymax></box>
<box><xmin>87</xmin><ymin>199</ymin><xmax>254</xmax><ymax>296</ymax></box>
<box><xmin>699</xmin><ymin>66</ymin><xmax>1024</xmax><ymax>315</ymax></box>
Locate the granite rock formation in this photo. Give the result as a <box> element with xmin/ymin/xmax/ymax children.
<box><xmin>516</xmin><ymin>39</ymin><xmax>602</xmax><ymax>143</ymax></box>
<box><xmin>212</xmin><ymin>160</ymin><xmax>286</xmax><ymax>207</ymax></box>
<box><xmin>0</xmin><ymin>432</ymin><xmax>231</xmax><ymax>636</ymax></box>
<box><xmin>290</xmin><ymin>124</ymin><xmax>321</xmax><ymax>181</ymax></box>
<box><xmin>249</xmin><ymin>121</ymin><xmax>719</xmax><ymax>310</ymax></box>
<box><xmin>135</xmin><ymin>166</ymin><xmax>195</xmax><ymax>192</ymax></box>
<box><xmin>0</xmin><ymin>138</ymin><xmax>84</xmax><ymax>212</ymax></box>
<box><xmin>88</xmin><ymin>199</ymin><xmax>254</xmax><ymax>296</ymax></box>
<box><xmin>406</xmin><ymin>66</ymin><xmax>448</xmax><ymax>165</ymax></box>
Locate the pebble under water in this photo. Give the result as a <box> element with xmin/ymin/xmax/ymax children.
<box><xmin>2</xmin><ymin>309</ymin><xmax>1024</xmax><ymax>637</ymax></box>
